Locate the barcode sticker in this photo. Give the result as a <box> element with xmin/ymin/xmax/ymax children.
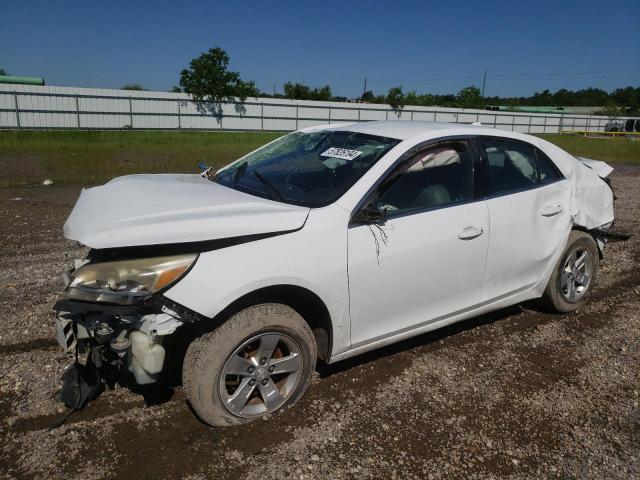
<box><xmin>320</xmin><ymin>147</ymin><xmax>362</xmax><ymax>161</ymax></box>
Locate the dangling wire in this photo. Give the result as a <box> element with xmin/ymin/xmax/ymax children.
<box><xmin>368</xmin><ymin>223</ymin><xmax>391</xmax><ymax>265</ymax></box>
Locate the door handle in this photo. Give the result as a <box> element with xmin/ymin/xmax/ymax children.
<box><xmin>458</xmin><ymin>226</ymin><xmax>484</xmax><ymax>240</ymax></box>
<box><xmin>541</xmin><ymin>205</ymin><xmax>563</xmax><ymax>217</ymax></box>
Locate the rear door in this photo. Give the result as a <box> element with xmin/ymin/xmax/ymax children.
<box><xmin>475</xmin><ymin>136</ymin><xmax>571</xmax><ymax>301</ymax></box>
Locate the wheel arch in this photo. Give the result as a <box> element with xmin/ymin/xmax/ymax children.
<box><xmin>571</xmin><ymin>224</ymin><xmax>603</xmax><ymax>259</ymax></box>
<box><xmin>210</xmin><ymin>284</ymin><xmax>333</xmax><ymax>363</ymax></box>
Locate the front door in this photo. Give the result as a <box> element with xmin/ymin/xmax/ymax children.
<box><xmin>347</xmin><ymin>139</ymin><xmax>490</xmax><ymax>347</ymax></box>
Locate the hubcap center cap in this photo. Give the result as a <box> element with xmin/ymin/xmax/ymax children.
<box><xmin>254</xmin><ymin>365</ymin><xmax>269</xmax><ymax>381</ymax></box>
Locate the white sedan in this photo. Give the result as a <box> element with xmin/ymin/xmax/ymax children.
<box><xmin>56</xmin><ymin>121</ymin><xmax>614</xmax><ymax>426</ymax></box>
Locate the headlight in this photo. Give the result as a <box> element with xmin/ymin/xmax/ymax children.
<box><xmin>64</xmin><ymin>254</ymin><xmax>198</xmax><ymax>305</ymax></box>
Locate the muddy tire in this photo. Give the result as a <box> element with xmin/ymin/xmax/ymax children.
<box><xmin>183</xmin><ymin>303</ymin><xmax>316</xmax><ymax>426</ymax></box>
<box><xmin>540</xmin><ymin>230</ymin><xmax>599</xmax><ymax>313</ymax></box>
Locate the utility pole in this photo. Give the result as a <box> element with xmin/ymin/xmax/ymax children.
<box><xmin>273</xmin><ymin>83</ymin><xmax>276</xmax><ymax>96</ymax></box>
<box><xmin>363</xmin><ymin>77</ymin><xmax>367</xmax><ymax>98</ymax></box>
<box><xmin>481</xmin><ymin>70</ymin><xmax>487</xmax><ymax>97</ymax></box>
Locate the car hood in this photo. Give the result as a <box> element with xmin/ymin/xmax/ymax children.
<box><xmin>63</xmin><ymin>174</ymin><xmax>310</xmax><ymax>249</ymax></box>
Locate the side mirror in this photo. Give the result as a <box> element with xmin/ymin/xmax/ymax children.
<box><xmin>353</xmin><ymin>205</ymin><xmax>387</xmax><ymax>225</ymax></box>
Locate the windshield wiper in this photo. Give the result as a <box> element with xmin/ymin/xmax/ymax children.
<box><xmin>253</xmin><ymin>170</ymin><xmax>283</xmax><ymax>201</ymax></box>
<box><xmin>233</xmin><ymin>161</ymin><xmax>248</xmax><ymax>185</ymax></box>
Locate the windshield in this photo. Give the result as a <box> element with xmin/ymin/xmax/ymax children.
<box><xmin>213</xmin><ymin>130</ymin><xmax>400</xmax><ymax>207</ymax></box>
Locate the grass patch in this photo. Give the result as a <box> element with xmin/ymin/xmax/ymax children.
<box><xmin>1</xmin><ymin>130</ymin><xmax>638</xmax><ymax>187</ymax></box>
<box><xmin>538</xmin><ymin>134</ymin><xmax>640</xmax><ymax>164</ymax></box>
<box><xmin>0</xmin><ymin>130</ymin><xmax>281</xmax><ymax>186</ymax></box>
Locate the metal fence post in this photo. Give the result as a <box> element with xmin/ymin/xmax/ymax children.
<box><xmin>75</xmin><ymin>94</ymin><xmax>81</xmax><ymax>129</ymax></box>
<box><xmin>128</xmin><ymin>97</ymin><xmax>133</xmax><ymax>129</ymax></box>
<box><xmin>558</xmin><ymin>115</ymin><xmax>563</xmax><ymax>134</ymax></box>
<box><xmin>528</xmin><ymin>115</ymin><xmax>532</xmax><ymax>134</ymax></box>
<box><xmin>433</xmin><ymin>111</ymin><xmax>437</xmax><ymax>122</ymax></box>
<box><xmin>385</xmin><ymin>109</ymin><xmax>389</xmax><ymax>120</ymax></box>
<box><xmin>328</xmin><ymin>107</ymin><xmax>332</xmax><ymax>124</ymax></box>
<box><xmin>411</xmin><ymin>110</ymin><xmax>414</xmax><ymax>121</ymax></box>
<box><xmin>494</xmin><ymin>114</ymin><xmax>497</xmax><ymax>128</ymax></box>
<box><xmin>295</xmin><ymin>105</ymin><xmax>299</xmax><ymax>130</ymax></box>
<box><xmin>357</xmin><ymin>107</ymin><xmax>361</xmax><ymax>122</ymax></box>
<box><xmin>177</xmin><ymin>99</ymin><xmax>181</xmax><ymax>130</ymax></box>
<box><xmin>585</xmin><ymin>116</ymin><xmax>590</xmax><ymax>133</ymax></box>
<box><xmin>543</xmin><ymin>116</ymin><xmax>547</xmax><ymax>133</ymax></box>
<box><xmin>13</xmin><ymin>91</ymin><xmax>21</xmax><ymax>130</ymax></box>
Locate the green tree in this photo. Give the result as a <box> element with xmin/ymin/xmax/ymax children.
<box><xmin>418</xmin><ymin>93</ymin><xmax>436</xmax><ymax>106</ymax></box>
<box><xmin>405</xmin><ymin>90</ymin><xmax>418</xmax><ymax>106</ymax></box>
<box><xmin>311</xmin><ymin>85</ymin><xmax>332</xmax><ymax>101</ymax></box>
<box><xmin>595</xmin><ymin>101</ymin><xmax>624</xmax><ymax>119</ymax></box>
<box><xmin>282</xmin><ymin>82</ymin><xmax>332</xmax><ymax>101</ymax></box>
<box><xmin>170</xmin><ymin>85</ymin><xmax>182</xmax><ymax>93</ymax></box>
<box><xmin>552</xmin><ymin>88</ymin><xmax>571</xmax><ymax>106</ymax></box>
<box><xmin>611</xmin><ymin>86</ymin><xmax>640</xmax><ymax>113</ymax></box>
<box><xmin>0</xmin><ymin>68</ymin><xmax>6</xmax><ymax>76</ymax></box>
<box><xmin>386</xmin><ymin>86</ymin><xmax>405</xmax><ymax>115</ymax></box>
<box><xmin>283</xmin><ymin>82</ymin><xmax>311</xmax><ymax>100</ymax></box>
<box><xmin>121</xmin><ymin>83</ymin><xmax>145</xmax><ymax>91</ymax></box>
<box><xmin>456</xmin><ymin>85</ymin><xmax>484</xmax><ymax>109</ymax></box>
<box><xmin>575</xmin><ymin>88</ymin><xmax>609</xmax><ymax>106</ymax></box>
<box><xmin>360</xmin><ymin>90</ymin><xmax>375</xmax><ymax>102</ymax></box>
<box><xmin>180</xmin><ymin>47</ymin><xmax>258</xmax><ymax>118</ymax></box>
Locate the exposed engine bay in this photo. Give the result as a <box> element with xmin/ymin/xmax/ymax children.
<box><xmin>53</xmin><ymin>284</ymin><xmax>202</xmax><ymax>411</ymax></box>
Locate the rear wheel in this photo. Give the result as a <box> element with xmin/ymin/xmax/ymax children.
<box><xmin>183</xmin><ymin>303</ymin><xmax>316</xmax><ymax>426</ymax></box>
<box><xmin>541</xmin><ymin>230</ymin><xmax>599</xmax><ymax>313</ymax></box>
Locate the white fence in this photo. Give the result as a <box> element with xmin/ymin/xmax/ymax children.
<box><xmin>0</xmin><ymin>84</ymin><xmax>631</xmax><ymax>134</ymax></box>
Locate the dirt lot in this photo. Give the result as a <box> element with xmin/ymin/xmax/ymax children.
<box><xmin>1</xmin><ymin>168</ymin><xmax>639</xmax><ymax>480</ymax></box>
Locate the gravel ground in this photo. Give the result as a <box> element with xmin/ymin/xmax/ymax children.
<box><xmin>1</xmin><ymin>168</ymin><xmax>639</xmax><ymax>479</ymax></box>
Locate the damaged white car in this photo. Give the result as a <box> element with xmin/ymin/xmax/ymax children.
<box><xmin>54</xmin><ymin>121</ymin><xmax>615</xmax><ymax>426</ymax></box>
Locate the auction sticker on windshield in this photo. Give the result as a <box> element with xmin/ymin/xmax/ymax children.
<box><xmin>321</xmin><ymin>147</ymin><xmax>362</xmax><ymax>161</ymax></box>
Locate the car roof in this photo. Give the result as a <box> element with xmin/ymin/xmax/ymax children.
<box><xmin>302</xmin><ymin>120</ymin><xmax>550</xmax><ymax>148</ymax></box>
<box><xmin>310</xmin><ymin>120</ymin><xmax>457</xmax><ymax>140</ymax></box>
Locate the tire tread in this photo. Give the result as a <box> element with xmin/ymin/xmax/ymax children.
<box><xmin>540</xmin><ymin>230</ymin><xmax>599</xmax><ymax>313</ymax></box>
<box><xmin>182</xmin><ymin>303</ymin><xmax>316</xmax><ymax>426</ymax></box>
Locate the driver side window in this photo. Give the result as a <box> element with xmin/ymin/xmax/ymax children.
<box><xmin>375</xmin><ymin>140</ymin><xmax>474</xmax><ymax>216</ymax></box>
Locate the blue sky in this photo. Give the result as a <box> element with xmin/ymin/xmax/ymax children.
<box><xmin>1</xmin><ymin>0</ymin><xmax>639</xmax><ymax>98</ymax></box>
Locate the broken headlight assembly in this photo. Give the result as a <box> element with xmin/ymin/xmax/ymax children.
<box><xmin>63</xmin><ymin>254</ymin><xmax>198</xmax><ymax>305</ymax></box>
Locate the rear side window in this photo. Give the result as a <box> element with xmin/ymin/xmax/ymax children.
<box><xmin>374</xmin><ymin>140</ymin><xmax>473</xmax><ymax>215</ymax></box>
<box><xmin>481</xmin><ymin>138</ymin><xmax>538</xmax><ymax>195</ymax></box>
<box><xmin>536</xmin><ymin>149</ymin><xmax>563</xmax><ymax>184</ymax></box>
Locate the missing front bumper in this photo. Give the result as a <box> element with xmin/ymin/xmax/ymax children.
<box><xmin>53</xmin><ymin>298</ymin><xmax>186</xmax><ymax>385</ymax></box>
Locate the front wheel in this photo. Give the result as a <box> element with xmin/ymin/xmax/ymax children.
<box><xmin>183</xmin><ymin>304</ymin><xmax>317</xmax><ymax>426</ymax></box>
<box><xmin>541</xmin><ymin>230</ymin><xmax>599</xmax><ymax>313</ymax></box>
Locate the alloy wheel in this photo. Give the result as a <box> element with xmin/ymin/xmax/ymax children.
<box><xmin>219</xmin><ymin>332</ymin><xmax>303</xmax><ymax>418</ymax></box>
<box><xmin>560</xmin><ymin>247</ymin><xmax>594</xmax><ymax>302</ymax></box>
